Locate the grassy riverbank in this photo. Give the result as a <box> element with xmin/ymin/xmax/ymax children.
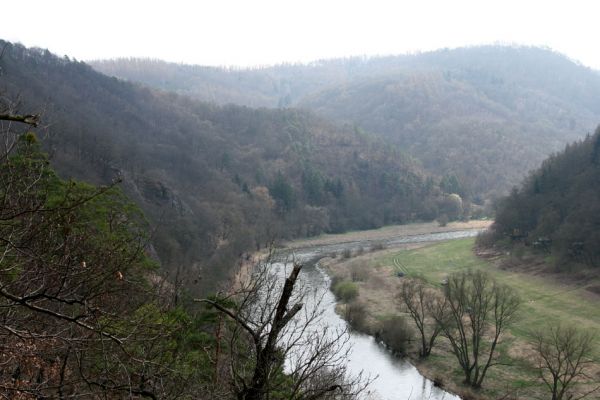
<box><xmin>322</xmin><ymin>237</ymin><xmax>600</xmax><ymax>400</ymax></box>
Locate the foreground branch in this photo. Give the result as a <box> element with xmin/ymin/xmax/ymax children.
<box><xmin>0</xmin><ymin>113</ymin><xmax>40</xmax><ymax>127</ymax></box>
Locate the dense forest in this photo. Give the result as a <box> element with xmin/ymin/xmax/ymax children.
<box><xmin>93</xmin><ymin>46</ymin><xmax>600</xmax><ymax>198</ymax></box>
<box><xmin>484</xmin><ymin>126</ymin><xmax>600</xmax><ymax>270</ymax></box>
<box><xmin>0</xmin><ymin>40</ymin><xmax>456</xmax><ymax>294</ymax></box>
<box><xmin>0</xmin><ymin>128</ymin><xmax>202</xmax><ymax>397</ymax></box>
<box><xmin>0</xmin><ymin>118</ymin><xmax>366</xmax><ymax>398</ymax></box>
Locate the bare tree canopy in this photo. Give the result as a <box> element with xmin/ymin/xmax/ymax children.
<box><xmin>397</xmin><ymin>278</ymin><xmax>446</xmax><ymax>357</ymax></box>
<box><xmin>432</xmin><ymin>270</ymin><xmax>520</xmax><ymax>388</ymax></box>
<box><xmin>196</xmin><ymin>258</ymin><xmax>369</xmax><ymax>400</ymax></box>
<box><xmin>533</xmin><ymin>325</ymin><xmax>598</xmax><ymax>400</ymax></box>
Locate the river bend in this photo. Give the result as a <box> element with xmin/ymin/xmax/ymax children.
<box><xmin>273</xmin><ymin>229</ymin><xmax>480</xmax><ymax>400</ymax></box>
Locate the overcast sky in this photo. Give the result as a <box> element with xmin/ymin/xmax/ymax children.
<box><xmin>2</xmin><ymin>0</ymin><xmax>599</xmax><ymax>69</ymax></box>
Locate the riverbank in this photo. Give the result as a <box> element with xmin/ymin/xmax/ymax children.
<box><xmin>277</xmin><ymin>224</ymin><xmax>483</xmax><ymax>400</ymax></box>
<box><xmin>282</xmin><ymin>220</ymin><xmax>491</xmax><ymax>250</ymax></box>
<box><xmin>320</xmin><ymin>237</ymin><xmax>600</xmax><ymax>400</ymax></box>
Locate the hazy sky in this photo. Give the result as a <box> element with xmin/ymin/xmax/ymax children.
<box><xmin>2</xmin><ymin>0</ymin><xmax>599</xmax><ymax>69</ymax></box>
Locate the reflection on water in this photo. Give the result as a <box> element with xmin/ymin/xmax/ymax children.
<box><xmin>273</xmin><ymin>230</ymin><xmax>476</xmax><ymax>400</ymax></box>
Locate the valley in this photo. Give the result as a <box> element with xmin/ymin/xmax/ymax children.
<box><xmin>2</xmin><ymin>16</ymin><xmax>600</xmax><ymax>398</ymax></box>
<box><xmin>322</xmin><ymin>237</ymin><xmax>600</xmax><ymax>400</ymax></box>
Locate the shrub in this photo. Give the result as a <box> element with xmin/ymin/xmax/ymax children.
<box><xmin>377</xmin><ymin>315</ymin><xmax>413</xmax><ymax>355</ymax></box>
<box><xmin>371</xmin><ymin>241</ymin><xmax>386</xmax><ymax>251</ymax></box>
<box><xmin>329</xmin><ymin>274</ymin><xmax>344</xmax><ymax>290</ymax></box>
<box><xmin>432</xmin><ymin>374</ymin><xmax>445</xmax><ymax>388</ymax></box>
<box><xmin>342</xmin><ymin>249</ymin><xmax>352</xmax><ymax>259</ymax></box>
<box><xmin>345</xmin><ymin>301</ymin><xmax>368</xmax><ymax>332</ymax></box>
<box><xmin>475</xmin><ymin>229</ymin><xmax>496</xmax><ymax>247</ymax></box>
<box><xmin>349</xmin><ymin>262</ymin><xmax>369</xmax><ymax>282</ymax></box>
<box><xmin>333</xmin><ymin>280</ymin><xmax>359</xmax><ymax>303</ymax></box>
<box><xmin>437</xmin><ymin>214</ymin><xmax>449</xmax><ymax>227</ymax></box>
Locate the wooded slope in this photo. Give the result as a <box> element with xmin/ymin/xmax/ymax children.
<box><xmin>1</xmin><ymin>40</ymin><xmax>446</xmax><ymax>293</ymax></box>
<box><xmin>489</xmin><ymin>126</ymin><xmax>600</xmax><ymax>270</ymax></box>
<box><xmin>93</xmin><ymin>46</ymin><xmax>600</xmax><ymax>198</ymax></box>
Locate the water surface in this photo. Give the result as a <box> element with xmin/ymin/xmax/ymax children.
<box><xmin>273</xmin><ymin>230</ymin><xmax>478</xmax><ymax>399</ymax></box>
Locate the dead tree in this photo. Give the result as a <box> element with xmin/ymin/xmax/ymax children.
<box><xmin>197</xmin><ymin>259</ymin><xmax>368</xmax><ymax>400</ymax></box>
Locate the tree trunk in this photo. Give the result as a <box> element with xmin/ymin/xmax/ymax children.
<box><xmin>242</xmin><ymin>264</ymin><xmax>303</xmax><ymax>400</ymax></box>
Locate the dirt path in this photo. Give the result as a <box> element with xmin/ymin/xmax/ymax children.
<box><xmin>282</xmin><ymin>220</ymin><xmax>491</xmax><ymax>250</ymax></box>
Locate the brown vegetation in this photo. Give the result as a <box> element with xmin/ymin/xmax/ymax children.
<box><xmin>1</xmin><ymin>39</ymin><xmax>461</xmax><ymax>297</ymax></box>
<box><xmin>94</xmin><ymin>47</ymin><xmax>600</xmax><ymax>198</ymax></box>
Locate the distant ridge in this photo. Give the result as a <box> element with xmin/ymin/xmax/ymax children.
<box><xmin>93</xmin><ymin>46</ymin><xmax>600</xmax><ymax>198</ymax></box>
<box><xmin>0</xmin><ymin>39</ymin><xmax>446</xmax><ymax>293</ymax></box>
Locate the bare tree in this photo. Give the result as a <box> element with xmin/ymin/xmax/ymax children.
<box><xmin>397</xmin><ymin>278</ymin><xmax>446</xmax><ymax>357</ymax></box>
<box><xmin>533</xmin><ymin>325</ymin><xmax>598</xmax><ymax>400</ymax></box>
<box><xmin>196</xmin><ymin>257</ymin><xmax>368</xmax><ymax>400</ymax></box>
<box><xmin>432</xmin><ymin>270</ymin><xmax>520</xmax><ymax>388</ymax></box>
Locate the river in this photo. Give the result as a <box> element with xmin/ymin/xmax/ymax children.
<box><xmin>272</xmin><ymin>229</ymin><xmax>481</xmax><ymax>400</ymax></box>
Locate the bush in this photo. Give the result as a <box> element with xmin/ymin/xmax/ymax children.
<box><xmin>371</xmin><ymin>241</ymin><xmax>387</xmax><ymax>251</ymax></box>
<box><xmin>329</xmin><ymin>274</ymin><xmax>344</xmax><ymax>290</ymax></box>
<box><xmin>345</xmin><ymin>301</ymin><xmax>368</xmax><ymax>332</ymax></box>
<box><xmin>333</xmin><ymin>280</ymin><xmax>359</xmax><ymax>303</ymax></box>
<box><xmin>349</xmin><ymin>262</ymin><xmax>369</xmax><ymax>282</ymax></box>
<box><xmin>437</xmin><ymin>214</ymin><xmax>449</xmax><ymax>227</ymax></box>
<box><xmin>377</xmin><ymin>315</ymin><xmax>413</xmax><ymax>355</ymax></box>
<box><xmin>432</xmin><ymin>374</ymin><xmax>445</xmax><ymax>388</ymax></box>
<box><xmin>475</xmin><ymin>229</ymin><xmax>496</xmax><ymax>247</ymax></box>
<box><xmin>341</xmin><ymin>249</ymin><xmax>352</xmax><ymax>259</ymax></box>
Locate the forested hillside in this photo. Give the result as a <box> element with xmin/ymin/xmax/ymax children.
<box><xmin>91</xmin><ymin>57</ymin><xmax>375</xmax><ymax>108</ymax></box>
<box><xmin>0</xmin><ymin>129</ymin><xmax>209</xmax><ymax>397</ymax></box>
<box><xmin>0</xmin><ymin>40</ymin><xmax>448</xmax><ymax>293</ymax></box>
<box><xmin>0</xmin><ymin>101</ymin><xmax>363</xmax><ymax>400</ymax></box>
<box><xmin>486</xmin><ymin>126</ymin><xmax>600</xmax><ymax>270</ymax></box>
<box><xmin>93</xmin><ymin>46</ymin><xmax>600</xmax><ymax>198</ymax></box>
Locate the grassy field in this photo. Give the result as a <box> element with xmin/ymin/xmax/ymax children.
<box><xmin>384</xmin><ymin>238</ymin><xmax>600</xmax><ymax>349</ymax></box>
<box><xmin>325</xmin><ymin>237</ymin><xmax>600</xmax><ymax>399</ymax></box>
